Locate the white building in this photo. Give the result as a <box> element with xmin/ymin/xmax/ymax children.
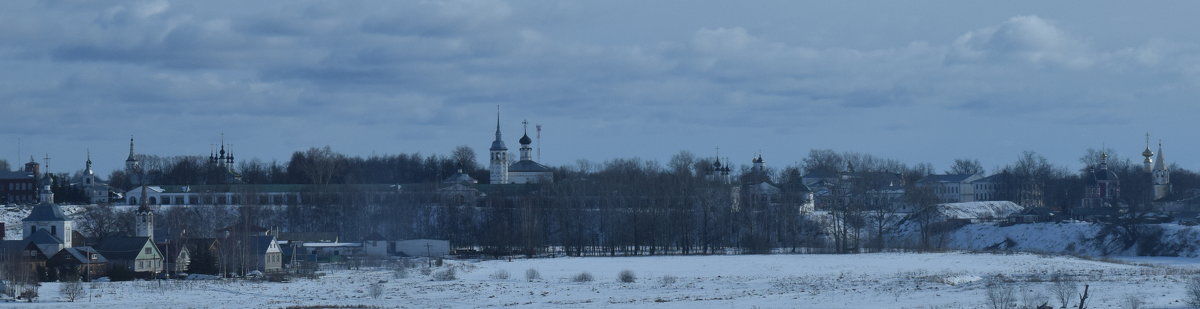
<box><xmin>488</xmin><ymin>110</ymin><xmax>553</xmax><ymax>185</ymax></box>
<box><xmin>23</xmin><ymin>175</ymin><xmax>72</xmax><ymax>256</ymax></box>
<box><xmin>123</xmin><ymin>184</ymin><xmax>401</xmax><ymax>206</ymax></box>
<box><xmin>917</xmin><ymin>173</ymin><xmax>983</xmax><ymax>203</ymax></box>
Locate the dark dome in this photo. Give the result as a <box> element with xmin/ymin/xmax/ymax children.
<box><xmin>1089</xmin><ymin>167</ymin><xmax>1119</xmax><ymax>183</ymax></box>
<box><xmin>519</xmin><ymin>133</ymin><xmax>532</xmax><ymax>145</ymax></box>
<box><xmin>490</xmin><ymin>140</ymin><xmax>507</xmax><ymax>151</ymax></box>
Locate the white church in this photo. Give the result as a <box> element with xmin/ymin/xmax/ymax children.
<box><xmin>488</xmin><ymin>109</ymin><xmax>553</xmax><ymax>184</ymax></box>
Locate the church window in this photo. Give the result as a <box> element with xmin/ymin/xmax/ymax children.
<box><xmin>51</xmin><ymin>226</ymin><xmax>56</xmax><ymax>235</ymax></box>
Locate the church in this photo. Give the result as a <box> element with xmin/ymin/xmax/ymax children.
<box><xmin>488</xmin><ymin>108</ymin><xmax>553</xmax><ymax>184</ymax></box>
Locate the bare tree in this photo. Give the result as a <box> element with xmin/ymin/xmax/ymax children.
<box><xmin>60</xmin><ymin>273</ymin><xmax>86</xmax><ymax>302</ymax></box>
<box><xmin>985</xmin><ymin>282</ymin><xmax>1016</xmax><ymax>309</ymax></box>
<box><xmin>948</xmin><ymin>158</ymin><xmax>984</xmax><ymax>175</ymax></box>
<box><xmin>451</xmin><ymin>145</ymin><xmax>478</xmax><ymax>172</ymax></box>
<box><xmin>1186</xmin><ymin>276</ymin><xmax>1200</xmax><ymax>308</ymax></box>
<box><xmin>1051</xmin><ymin>274</ymin><xmax>1077</xmax><ymax>308</ymax></box>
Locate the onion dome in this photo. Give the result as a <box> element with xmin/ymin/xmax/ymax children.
<box><xmin>519</xmin><ymin>133</ymin><xmax>532</xmax><ymax>145</ymax></box>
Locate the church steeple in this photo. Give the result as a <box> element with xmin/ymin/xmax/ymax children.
<box><xmin>125</xmin><ymin>136</ymin><xmax>140</xmax><ymax>172</ymax></box>
<box><xmin>85</xmin><ymin>150</ymin><xmax>93</xmax><ymax>175</ymax></box>
<box><xmin>1153</xmin><ymin>139</ymin><xmax>1171</xmax><ymax>200</ymax></box>
<box><xmin>489</xmin><ymin>106</ymin><xmax>509</xmax><ymax>184</ymax></box>
<box><xmin>519</xmin><ymin>120</ymin><xmax>533</xmax><ymax>161</ymax></box>
<box><xmin>1143</xmin><ymin>133</ymin><xmax>1154</xmax><ymax>173</ymax></box>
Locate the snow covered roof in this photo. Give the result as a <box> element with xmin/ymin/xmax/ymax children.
<box><xmin>509</xmin><ymin>160</ymin><xmax>552</xmax><ymax>172</ymax></box>
<box><xmin>935</xmin><ymin>201</ymin><xmax>1025</xmax><ymax>220</ymax></box>
<box><xmin>23</xmin><ymin>201</ymin><xmax>68</xmax><ymax>222</ymax></box>
<box><xmin>302</xmin><ymin>242</ymin><xmax>361</xmax><ymax>248</ymax></box>
<box><xmin>919</xmin><ymin>174</ymin><xmax>980</xmax><ymax>184</ymax></box>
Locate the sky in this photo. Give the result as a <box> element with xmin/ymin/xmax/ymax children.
<box><xmin>2</xmin><ymin>0</ymin><xmax>1199</xmax><ymax>176</ymax></box>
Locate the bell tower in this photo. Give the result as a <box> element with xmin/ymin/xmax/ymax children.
<box><xmin>489</xmin><ymin>106</ymin><xmax>509</xmax><ymax>184</ymax></box>
<box><xmin>1153</xmin><ymin>140</ymin><xmax>1171</xmax><ymax>200</ymax></box>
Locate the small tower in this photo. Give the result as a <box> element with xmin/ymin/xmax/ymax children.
<box><xmin>125</xmin><ymin>136</ymin><xmax>140</xmax><ymax>172</ymax></box>
<box><xmin>752</xmin><ymin>153</ymin><xmax>765</xmax><ymax>174</ymax></box>
<box><xmin>218</xmin><ymin>143</ymin><xmax>227</xmax><ymax>167</ymax></box>
<box><xmin>136</xmin><ymin>188</ymin><xmax>154</xmax><ymax>241</ymax></box>
<box><xmin>489</xmin><ymin>107</ymin><xmax>509</xmax><ymax>184</ymax></box>
<box><xmin>519</xmin><ymin>120</ymin><xmax>534</xmax><ymax>161</ymax></box>
<box><xmin>1142</xmin><ymin>133</ymin><xmax>1154</xmax><ymax>173</ymax></box>
<box><xmin>84</xmin><ymin>150</ymin><xmax>95</xmax><ymax>185</ymax></box>
<box><xmin>1153</xmin><ymin>140</ymin><xmax>1171</xmax><ymax>200</ymax></box>
<box><xmin>39</xmin><ymin>173</ymin><xmax>54</xmax><ymax>204</ymax></box>
<box><xmin>24</xmin><ymin>156</ymin><xmax>40</xmax><ymax>177</ymax></box>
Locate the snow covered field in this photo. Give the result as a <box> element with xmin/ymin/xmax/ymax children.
<box><xmin>12</xmin><ymin>252</ymin><xmax>1200</xmax><ymax>308</ymax></box>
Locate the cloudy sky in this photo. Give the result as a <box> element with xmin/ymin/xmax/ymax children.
<box><xmin>2</xmin><ymin>0</ymin><xmax>1199</xmax><ymax>175</ymax></box>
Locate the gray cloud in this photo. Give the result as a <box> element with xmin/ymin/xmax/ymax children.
<box><xmin>2</xmin><ymin>1</ymin><xmax>1200</xmax><ymax>174</ymax></box>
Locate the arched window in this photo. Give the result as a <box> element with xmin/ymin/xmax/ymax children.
<box><xmin>129</xmin><ymin>197</ymin><xmax>137</xmax><ymax>205</ymax></box>
<box><xmin>149</xmin><ymin>197</ymin><xmax>157</xmax><ymax>205</ymax></box>
<box><xmin>51</xmin><ymin>225</ymin><xmax>56</xmax><ymax>235</ymax></box>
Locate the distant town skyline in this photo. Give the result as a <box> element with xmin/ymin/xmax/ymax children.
<box><xmin>2</xmin><ymin>1</ymin><xmax>1198</xmax><ymax>175</ymax></box>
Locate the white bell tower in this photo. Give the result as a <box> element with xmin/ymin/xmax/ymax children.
<box><xmin>489</xmin><ymin>106</ymin><xmax>509</xmax><ymax>184</ymax></box>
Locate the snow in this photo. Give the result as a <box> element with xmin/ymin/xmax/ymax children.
<box><xmin>1</xmin><ymin>204</ymin><xmax>86</xmax><ymax>240</ymax></box>
<box><xmin>935</xmin><ymin>201</ymin><xmax>1024</xmax><ymax>221</ymax></box>
<box><xmin>8</xmin><ymin>252</ymin><xmax>1200</xmax><ymax>308</ymax></box>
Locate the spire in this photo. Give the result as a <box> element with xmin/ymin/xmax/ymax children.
<box><xmin>126</xmin><ymin>136</ymin><xmax>137</xmax><ymax>162</ymax></box>
<box><xmin>85</xmin><ymin>149</ymin><xmax>93</xmax><ymax>175</ymax></box>
<box><xmin>490</xmin><ymin>105</ymin><xmax>507</xmax><ymax>151</ymax></box>
<box><xmin>1155</xmin><ymin>140</ymin><xmax>1167</xmax><ymax>171</ymax></box>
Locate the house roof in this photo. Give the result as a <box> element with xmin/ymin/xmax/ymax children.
<box><xmin>27</xmin><ymin>229</ymin><xmax>63</xmax><ymax>245</ymax></box>
<box><xmin>126</xmin><ymin>184</ymin><xmax>402</xmax><ymax>195</ymax></box>
<box><xmin>23</xmin><ymin>201</ymin><xmax>69</xmax><ymax>222</ymax></box>
<box><xmin>156</xmin><ymin>243</ymin><xmax>188</xmax><ymax>263</ymax></box>
<box><xmin>363</xmin><ymin>232</ymin><xmax>386</xmax><ymax>241</ymax></box>
<box><xmin>0</xmin><ymin>170</ymin><xmax>35</xmax><ymax>180</ymax></box>
<box><xmin>509</xmin><ymin>160</ymin><xmax>552</xmax><ymax>173</ymax></box>
<box><xmin>252</xmin><ymin>235</ymin><xmax>277</xmax><ymax>254</ymax></box>
<box><xmin>1</xmin><ymin>240</ymin><xmax>45</xmax><ymax>258</ymax></box>
<box><xmin>443</xmin><ymin>170</ymin><xmax>478</xmax><ymax>184</ymax></box>
<box><xmin>276</xmin><ymin>232</ymin><xmax>338</xmax><ymax>243</ymax></box>
<box><xmin>95</xmin><ymin>237</ymin><xmax>153</xmax><ymax>261</ymax></box>
<box><xmin>184</xmin><ymin>238</ymin><xmax>220</xmax><ymax>251</ymax></box>
<box><xmin>919</xmin><ymin>174</ymin><xmax>978</xmax><ymax>184</ymax></box>
<box><xmin>55</xmin><ymin>246</ymin><xmax>108</xmax><ymax>264</ymax></box>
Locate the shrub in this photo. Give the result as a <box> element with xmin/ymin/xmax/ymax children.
<box><xmin>60</xmin><ymin>274</ymin><xmax>86</xmax><ymax>302</ymax></box>
<box><xmin>489</xmin><ymin>270</ymin><xmax>511</xmax><ymax>280</ymax></box>
<box><xmin>1050</xmin><ymin>275</ymin><xmax>1076</xmax><ymax>309</ymax></box>
<box><xmin>368</xmin><ymin>283</ymin><xmax>383</xmax><ymax>299</ymax></box>
<box><xmin>573</xmin><ymin>272</ymin><xmax>594</xmax><ymax>282</ymax></box>
<box><xmin>658</xmin><ymin>275</ymin><xmax>677</xmax><ymax>286</ymax></box>
<box><xmin>984</xmin><ymin>282</ymin><xmax>1016</xmax><ymax>309</ymax></box>
<box><xmin>419</xmin><ymin>267</ymin><xmax>433</xmax><ymax>276</ymax></box>
<box><xmin>618</xmin><ymin>270</ymin><xmax>636</xmax><ymax>283</ymax></box>
<box><xmin>432</xmin><ymin>268</ymin><xmax>457</xmax><ymax>281</ymax></box>
<box><xmin>393</xmin><ymin>268</ymin><xmax>409</xmax><ymax>279</ymax></box>
<box><xmin>525</xmin><ymin>269</ymin><xmax>541</xmax><ymax>281</ymax></box>
<box><xmin>1186</xmin><ymin>276</ymin><xmax>1200</xmax><ymax>308</ymax></box>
